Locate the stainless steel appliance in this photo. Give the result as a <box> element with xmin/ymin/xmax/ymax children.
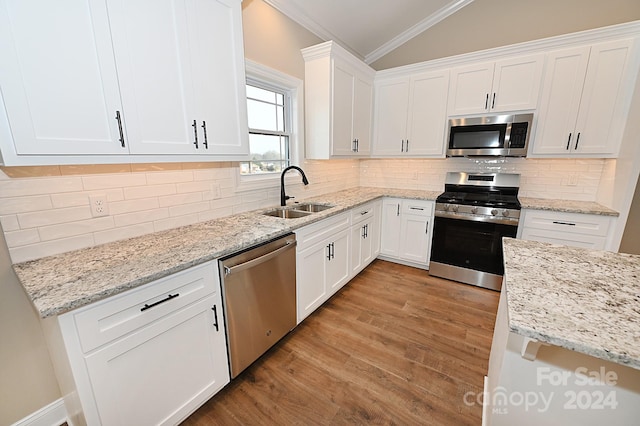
<box><xmin>429</xmin><ymin>172</ymin><xmax>521</xmax><ymax>291</ymax></box>
<box><xmin>219</xmin><ymin>233</ymin><xmax>297</xmax><ymax>378</ymax></box>
<box><xmin>447</xmin><ymin>113</ymin><xmax>533</xmax><ymax>157</ymax></box>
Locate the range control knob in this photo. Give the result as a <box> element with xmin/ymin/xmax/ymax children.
<box><xmin>490</xmin><ymin>209</ymin><xmax>498</xmax><ymax>216</ymax></box>
<box><xmin>470</xmin><ymin>207</ymin><xmax>478</xmax><ymax>214</ymax></box>
<box><xmin>502</xmin><ymin>210</ymin><xmax>510</xmax><ymax>217</ymax></box>
<box><xmin>443</xmin><ymin>204</ymin><xmax>450</xmax><ymax>211</ymax></box>
<box><xmin>451</xmin><ymin>205</ymin><xmax>459</xmax><ymax>212</ymax></box>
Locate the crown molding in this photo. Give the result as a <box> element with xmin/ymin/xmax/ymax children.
<box><xmin>364</xmin><ymin>0</ymin><xmax>474</xmax><ymax>65</ymax></box>
<box><xmin>262</xmin><ymin>0</ymin><xmax>364</xmax><ymax>60</ymax></box>
<box><xmin>376</xmin><ymin>20</ymin><xmax>640</xmax><ymax>79</ymax></box>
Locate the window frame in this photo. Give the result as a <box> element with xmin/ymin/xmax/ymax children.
<box><xmin>236</xmin><ymin>60</ymin><xmax>304</xmax><ymax>192</ymax></box>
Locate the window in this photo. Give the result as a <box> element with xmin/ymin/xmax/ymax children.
<box><xmin>240</xmin><ymin>82</ymin><xmax>290</xmax><ymax>175</ymax></box>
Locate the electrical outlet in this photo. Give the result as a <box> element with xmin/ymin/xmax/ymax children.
<box><xmin>89</xmin><ymin>194</ymin><xmax>109</xmax><ymax>217</ymax></box>
<box><xmin>411</xmin><ymin>171</ymin><xmax>419</xmax><ymax>180</ymax></box>
<box><xmin>567</xmin><ymin>173</ymin><xmax>579</xmax><ymax>186</ymax></box>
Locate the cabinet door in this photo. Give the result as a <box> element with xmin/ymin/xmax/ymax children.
<box><xmin>0</xmin><ymin>0</ymin><xmax>126</xmax><ymax>155</ymax></box>
<box><xmin>360</xmin><ymin>217</ymin><xmax>375</xmax><ymax>268</ymax></box>
<box><xmin>331</xmin><ymin>62</ymin><xmax>356</xmax><ymax>156</ymax></box>
<box><xmin>380</xmin><ymin>199</ymin><xmax>402</xmax><ymax>256</ymax></box>
<box><xmin>373</xmin><ymin>78</ymin><xmax>410</xmax><ymax>155</ymax></box>
<box><xmin>572</xmin><ymin>39</ymin><xmax>632</xmax><ymax>155</ymax></box>
<box><xmin>327</xmin><ymin>229</ymin><xmax>351</xmax><ymax>294</ymax></box>
<box><xmin>399</xmin><ymin>214</ymin><xmax>430</xmax><ymax>264</ymax></box>
<box><xmin>352</xmin><ymin>74</ymin><xmax>373</xmax><ymax>155</ymax></box>
<box><xmin>531</xmin><ymin>46</ymin><xmax>590</xmax><ymax>155</ymax></box>
<box><xmin>491</xmin><ymin>54</ymin><xmax>544</xmax><ymax>112</ymax></box>
<box><xmin>447</xmin><ymin>61</ymin><xmax>494</xmax><ymax>115</ymax></box>
<box><xmin>85</xmin><ymin>295</ymin><xmax>229</xmax><ymax>426</ymax></box>
<box><xmin>296</xmin><ymin>242</ymin><xmax>328</xmax><ymax>323</ymax></box>
<box><xmin>188</xmin><ymin>0</ymin><xmax>249</xmax><ymax>156</ymax></box>
<box><xmin>406</xmin><ymin>70</ymin><xmax>449</xmax><ymax>156</ymax></box>
<box><xmin>350</xmin><ymin>224</ymin><xmax>364</xmax><ymax>275</ymax></box>
<box><xmin>107</xmin><ymin>0</ymin><xmax>198</xmax><ymax>155</ymax></box>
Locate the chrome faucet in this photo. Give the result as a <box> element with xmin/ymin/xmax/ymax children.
<box><xmin>281</xmin><ymin>166</ymin><xmax>309</xmax><ymax>206</ymax></box>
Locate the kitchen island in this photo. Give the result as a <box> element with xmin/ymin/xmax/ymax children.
<box><xmin>486</xmin><ymin>238</ymin><xmax>640</xmax><ymax>425</ymax></box>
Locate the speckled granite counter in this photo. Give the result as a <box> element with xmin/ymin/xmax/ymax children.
<box><xmin>14</xmin><ymin>187</ymin><xmax>440</xmax><ymax>318</ymax></box>
<box><xmin>519</xmin><ymin>197</ymin><xmax>619</xmax><ymax>216</ymax></box>
<box><xmin>502</xmin><ymin>237</ymin><xmax>640</xmax><ymax>369</ymax></box>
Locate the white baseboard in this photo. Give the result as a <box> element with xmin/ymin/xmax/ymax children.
<box><xmin>10</xmin><ymin>399</ymin><xmax>67</xmax><ymax>426</ymax></box>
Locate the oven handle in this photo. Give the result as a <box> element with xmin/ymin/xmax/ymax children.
<box><xmin>434</xmin><ymin>211</ymin><xmax>519</xmax><ymax>226</ymax></box>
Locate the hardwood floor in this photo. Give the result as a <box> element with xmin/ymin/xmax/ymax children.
<box><xmin>181</xmin><ymin>260</ymin><xmax>500</xmax><ymax>425</ymax></box>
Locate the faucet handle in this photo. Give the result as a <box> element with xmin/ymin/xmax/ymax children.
<box><xmin>286</xmin><ymin>196</ymin><xmax>294</xmax><ymax>201</ymax></box>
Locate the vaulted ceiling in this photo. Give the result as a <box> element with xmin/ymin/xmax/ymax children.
<box><xmin>262</xmin><ymin>0</ymin><xmax>473</xmax><ymax>64</ymax></box>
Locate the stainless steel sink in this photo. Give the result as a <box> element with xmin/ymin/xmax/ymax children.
<box><xmin>291</xmin><ymin>203</ymin><xmax>334</xmax><ymax>212</ymax></box>
<box><xmin>263</xmin><ymin>208</ymin><xmax>312</xmax><ymax>219</ymax></box>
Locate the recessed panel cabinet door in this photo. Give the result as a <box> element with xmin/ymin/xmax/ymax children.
<box><xmin>0</xmin><ymin>0</ymin><xmax>126</xmax><ymax>155</ymax></box>
<box><xmin>331</xmin><ymin>63</ymin><xmax>355</xmax><ymax>155</ymax></box>
<box><xmin>189</xmin><ymin>0</ymin><xmax>249</xmax><ymax>155</ymax></box>
<box><xmin>106</xmin><ymin>0</ymin><xmax>198</xmax><ymax>154</ymax></box>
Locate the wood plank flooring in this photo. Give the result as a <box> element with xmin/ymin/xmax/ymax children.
<box><xmin>181</xmin><ymin>259</ymin><xmax>500</xmax><ymax>425</ymax></box>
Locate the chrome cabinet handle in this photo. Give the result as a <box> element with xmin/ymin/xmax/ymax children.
<box><xmin>192</xmin><ymin>120</ymin><xmax>199</xmax><ymax>149</ymax></box>
<box><xmin>115</xmin><ymin>111</ymin><xmax>126</xmax><ymax>147</ymax></box>
<box><xmin>566</xmin><ymin>133</ymin><xmax>572</xmax><ymax>150</ymax></box>
<box><xmin>574</xmin><ymin>133</ymin><xmax>581</xmax><ymax>150</ymax></box>
<box><xmin>201</xmin><ymin>121</ymin><xmax>209</xmax><ymax>149</ymax></box>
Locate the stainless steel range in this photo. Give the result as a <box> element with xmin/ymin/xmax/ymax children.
<box><xmin>429</xmin><ymin>172</ymin><xmax>521</xmax><ymax>291</ymax></box>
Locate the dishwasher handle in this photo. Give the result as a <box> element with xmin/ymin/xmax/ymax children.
<box><xmin>223</xmin><ymin>240</ymin><xmax>297</xmax><ymax>276</ymax></box>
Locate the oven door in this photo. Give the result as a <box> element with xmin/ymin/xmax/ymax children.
<box><xmin>429</xmin><ymin>215</ymin><xmax>517</xmax><ymax>290</ymax></box>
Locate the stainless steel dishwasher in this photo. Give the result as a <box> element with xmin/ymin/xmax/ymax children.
<box><xmin>219</xmin><ymin>233</ymin><xmax>297</xmax><ymax>378</ymax></box>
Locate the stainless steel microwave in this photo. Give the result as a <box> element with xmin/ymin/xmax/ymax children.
<box><xmin>446</xmin><ymin>113</ymin><xmax>533</xmax><ymax>157</ymax></box>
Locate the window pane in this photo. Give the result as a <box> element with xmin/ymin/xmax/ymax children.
<box><xmin>249</xmin><ymin>134</ymin><xmax>286</xmax><ymax>160</ymax></box>
<box><xmin>246</xmin><ymin>85</ymin><xmax>275</xmax><ymax>103</ymax></box>
<box><xmin>247</xmin><ymin>99</ymin><xmax>279</xmax><ymax>131</ymax></box>
<box><xmin>276</xmin><ymin>105</ymin><xmax>284</xmax><ymax>132</ymax></box>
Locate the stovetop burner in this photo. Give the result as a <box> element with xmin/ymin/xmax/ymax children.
<box><xmin>435</xmin><ymin>172</ymin><xmax>521</xmax><ymax>223</ymax></box>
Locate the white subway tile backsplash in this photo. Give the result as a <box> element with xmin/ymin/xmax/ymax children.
<box><xmin>17</xmin><ymin>206</ymin><xmax>92</xmax><ymax>229</ymax></box>
<box><xmin>0</xmin><ymin>215</ymin><xmax>20</xmax><ymax>232</ymax></box>
<box><xmin>114</xmin><ymin>208</ymin><xmax>170</xmax><ymax>227</ymax></box>
<box><xmin>0</xmin><ymin>195</ymin><xmax>52</xmax><ymax>215</ymax></box>
<box><xmin>10</xmin><ymin>234</ymin><xmax>95</xmax><ymax>263</ymax></box>
<box><xmin>124</xmin><ymin>183</ymin><xmax>176</xmax><ymax>200</ymax></box>
<box><xmin>158</xmin><ymin>192</ymin><xmax>203</xmax><ymax>208</ymax></box>
<box><xmin>82</xmin><ymin>173</ymin><xmax>147</xmax><ymax>190</ymax></box>
<box><xmin>153</xmin><ymin>214</ymin><xmax>200</xmax><ymax>232</ymax></box>
<box><xmin>0</xmin><ymin>177</ymin><xmax>82</xmax><ymax>197</ymax></box>
<box><xmin>38</xmin><ymin>216</ymin><xmax>115</xmax><ymax>242</ymax></box>
<box><xmin>93</xmin><ymin>223</ymin><xmax>155</xmax><ymax>246</ymax></box>
<box><xmin>168</xmin><ymin>201</ymin><xmax>211</xmax><ymax>217</ymax></box>
<box><xmin>108</xmin><ymin>198</ymin><xmax>160</xmax><ymax>216</ymax></box>
<box><xmin>145</xmin><ymin>170</ymin><xmax>193</xmax><ymax>185</ymax></box>
<box><xmin>5</xmin><ymin>229</ymin><xmax>40</xmax><ymax>247</ymax></box>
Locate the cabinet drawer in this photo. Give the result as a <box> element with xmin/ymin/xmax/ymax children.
<box><xmin>521</xmin><ymin>210</ymin><xmax>612</xmax><ymax>237</ymax></box>
<box><xmin>295</xmin><ymin>212</ymin><xmax>350</xmax><ymax>249</ymax></box>
<box><xmin>351</xmin><ymin>202</ymin><xmax>375</xmax><ymax>225</ymax></box>
<box><xmin>402</xmin><ymin>199</ymin><xmax>433</xmax><ymax>216</ymax></box>
<box><xmin>520</xmin><ymin>228</ymin><xmax>607</xmax><ymax>250</ymax></box>
<box><xmin>72</xmin><ymin>262</ymin><xmax>217</xmax><ymax>353</ymax></box>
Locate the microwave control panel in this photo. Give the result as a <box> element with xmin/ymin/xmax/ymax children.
<box><xmin>509</xmin><ymin>122</ymin><xmax>529</xmax><ymax>148</ymax></box>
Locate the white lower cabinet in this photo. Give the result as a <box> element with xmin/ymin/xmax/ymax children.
<box><xmin>350</xmin><ymin>201</ymin><xmax>381</xmax><ymax>276</ymax></box>
<box><xmin>44</xmin><ymin>261</ymin><xmax>229</xmax><ymax>426</ymax></box>
<box><xmin>380</xmin><ymin>198</ymin><xmax>434</xmax><ymax>267</ymax></box>
<box><xmin>295</xmin><ymin>212</ymin><xmax>351</xmax><ymax>323</ymax></box>
<box><xmin>517</xmin><ymin>209</ymin><xmax>615</xmax><ymax>250</ymax></box>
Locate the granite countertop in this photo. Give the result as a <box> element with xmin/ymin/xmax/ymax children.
<box><xmin>502</xmin><ymin>238</ymin><xmax>640</xmax><ymax>369</ymax></box>
<box><xmin>519</xmin><ymin>197</ymin><xmax>619</xmax><ymax>216</ymax></box>
<box><xmin>14</xmin><ymin>187</ymin><xmax>440</xmax><ymax>318</ymax></box>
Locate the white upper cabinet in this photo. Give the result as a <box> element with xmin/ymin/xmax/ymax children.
<box><xmin>373</xmin><ymin>70</ymin><xmax>449</xmax><ymax>157</ymax></box>
<box><xmin>106</xmin><ymin>0</ymin><xmax>248</xmax><ymax>156</ymax></box>
<box><xmin>302</xmin><ymin>41</ymin><xmax>375</xmax><ymax>159</ymax></box>
<box><xmin>447</xmin><ymin>54</ymin><xmax>544</xmax><ymax>116</ymax></box>
<box><xmin>531</xmin><ymin>39</ymin><xmax>636</xmax><ymax>157</ymax></box>
<box><xmin>0</xmin><ymin>0</ymin><xmax>126</xmax><ymax>156</ymax></box>
<box><xmin>0</xmin><ymin>0</ymin><xmax>248</xmax><ymax>165</ymax></box>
